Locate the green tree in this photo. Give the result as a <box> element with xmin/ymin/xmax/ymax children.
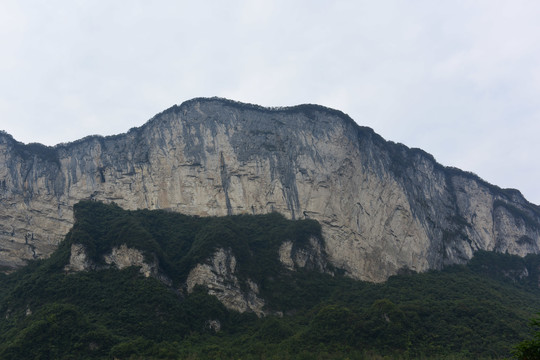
<box><xmin>513</xmin><ymin>314</ymin><xmax>540</xmax><ymax>360</ymax></box>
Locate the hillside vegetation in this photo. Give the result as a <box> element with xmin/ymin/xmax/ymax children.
<box><xmin>0</xmin><ymin>201</ymin><xmax>539</xmax><ymax>359</ymax></box>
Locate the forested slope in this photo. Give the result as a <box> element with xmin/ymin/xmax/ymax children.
<box><xmin>0</xmin><ymin>201</ymin><xmax>539</xmax><ymax>359</ymax></box>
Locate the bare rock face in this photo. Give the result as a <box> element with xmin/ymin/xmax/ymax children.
<box><xmin>64</xmin><ymin>243</ymin><xmax>93</xmax><ymax>272</ymax></box>
<box><xmin>63</xmin><ymin>243</ymin><xmax>170</xmax><ymax>285</ymax></box>
<box><xmin>1</xmin><ymin>98</ymin><xmax>540</xmax><ymax>281</ymax></box>
<box><xmin>186</xmin><ymin>248</ymin><xmax>265</xmax><ymax>316</ymax></box>
<box><xmin>278</xmin><ymin>236</ymin><xmax>327</xmax><ymax>272</ymax></box>
<box><xmin>103</xmin><ymin>244</ymin><xmax>158</xmax><ymax>278</ymax></box>
<box><xmin>189</xmin><ymin>238</ymin><xmax>327</xmax><ymax>314</ymax></box>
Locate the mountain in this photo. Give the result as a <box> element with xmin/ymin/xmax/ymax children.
<box><xmin>1</xmin><ymin>200</ymin><xmax>540</xmax><ymax>359</ymax></box>
<box><xmin>1</xmin><ymin>97</ymin><xmax>540</xmax><ymax>281</ymax></box>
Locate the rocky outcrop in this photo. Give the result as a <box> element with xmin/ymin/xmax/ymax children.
<box><xmin>186</xmin><ymin>248</ymin><xmax>265</xmax><ymax>316</ymax></box>
<box><xmin>63</xmin><ymin>243</ymin><xmax>169</xmax><ymax>284</ymax></box>
<box><xmin>103</xmin><ymin>244</ymin><xmax>159</xmax><ymax>278</ymax></box>
<box><xmin>64</xmin><ymin>243</ymin><xmax>93</xmax><ymax>272</ymax></box>
<box><xmin>1</xmin><ymin>98</ymin><xmax>540</xmax><ymax>281</ymax></box>
<box><xmin>278</xmin><ymin>236</ymin><xmax>327</xmax><ymax>272</ymax></box>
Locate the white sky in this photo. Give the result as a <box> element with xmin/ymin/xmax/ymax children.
<box><xmin>1</xmin><ymin>1</ymin><xmax>539</xmax><ymax>204</ymax></box>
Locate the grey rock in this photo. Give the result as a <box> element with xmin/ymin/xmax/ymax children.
<box><xmin>186</xmin><ymin>248</ymin><xmax>266</xmax><ymax>316</ymax></box>
<box><xmin>278</xmin><ymin>236</ymin><xmax>327</xmax><ymax>272</ymax></box>
<box><xmin>63</xmin><ymin>243</ymin><xmax>170</xmax><ymax>285</ymax></box>
<box><xmin>64</xmin><ymin>243</ymin><xmax>93</xmax><ymax>272</ymax></box>
<box><xmin>1</xmin><ymin>98</ymin><xmax>540</xmax><ymax>282</ymax></box>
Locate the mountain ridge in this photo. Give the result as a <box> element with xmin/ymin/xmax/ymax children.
<box><xmin>1</xmin><ymin>97</ymin><xmax>539</xmax><ymax>281</ymax></box>
<box><xmin>2</xmin><ymin>97</ymin><xmax>533</xmax><ymax>207</ymax></box>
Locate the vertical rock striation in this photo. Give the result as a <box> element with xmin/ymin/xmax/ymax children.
<box><xmin>1</xmin><ymin>98</ymin><xmax>540</xmax><ymax>281</ymax></box>
<box><xmin>186</xmin><ymin>248</ymin><xmax>266</xmax><ymax>316</ymax></box>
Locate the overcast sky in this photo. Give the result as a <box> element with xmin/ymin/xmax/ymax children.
<box><xmin>1</xmin><ymin>1</ymin><xmax>539</xmax><ymax>204</ymax></box>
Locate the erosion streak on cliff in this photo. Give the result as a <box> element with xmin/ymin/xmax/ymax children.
<box><xmin>1</xmin><ymin>98</ymin><xmax>539</xmax><ymax>281</ymax></box>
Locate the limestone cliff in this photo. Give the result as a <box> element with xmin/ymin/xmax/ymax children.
<box><xmin>186</xmin><ymin>248</ymin><xmax>266</xmax><ymax>316</ymax></box>
<box><xmin>278</xmin><ymin>236</ymin><xmax>327</xmax><ymax>272</ymax></box>
<box><xmin>1</xmin><ymin>98</ymin><xmax>540</xmax><ymax>281</ymax></box>
<box><xmin>63</xmin><ymin>243</ymin><xmax>169</xmax><ymax>284</ymax></box>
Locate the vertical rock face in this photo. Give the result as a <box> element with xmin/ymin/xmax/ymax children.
<box><xmin>64</xmin><ymin>243</ymin><xmax>170</xmax><ymax>284</ymax></box>
<box><xmin>1</xmin><ymin>98</ymin><xmax>540</xmax><ymax>281</ymax></box>
<box><xmin>103</xmin><ymin>244</ymin><xmax>159</xmax><ymax>278</ymax></box>
<box><xmin>64</xmin><ymin>243</ymin><xmax>92</xmax><ymax>272</ymax></box>
<box><xmin>278</xmin><ymin>237</ymin><xmax>327</xmax><ymax>272</ymax></box>
<box><xmin>186</xmin><ymin>248</ymin><xmax>266</xmax><ymax>316</ymax></box>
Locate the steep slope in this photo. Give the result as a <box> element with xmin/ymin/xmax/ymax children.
<box><xmin>1</xmin><ymin>98</ymin><xmax>540</xmax><ymax>281</ymax></box>
<box><xmin>61</xmin><ymin>201</ymin><xmax>326</xmax><ymax>315</ymax></box>
<box><xmin>1</xmin><ymin>202</ymin><xmax>540</xmax><ymax>359</ymax></box>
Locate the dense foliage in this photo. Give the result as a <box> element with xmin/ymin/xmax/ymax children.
<box><xmin>512</xmin><ymin>313</ymin><xmax>540</xmax><ymax>360</ymax></box>
<box><xmin>60</xmin><ymin>201</ymin><xmax>323</xmax><ymax>289</ymax></box>
<box><xmin>1</xmin><ymin>201</ymin><xmax>539</xmax><ymax>359</ymax></box>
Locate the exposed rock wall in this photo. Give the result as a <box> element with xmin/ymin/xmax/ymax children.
<box><xmin>64</xmin><ymin>243</ymin><xmax>93</xmax><ymax>272</ymax></box>
<box><xmin>278</xmin><ymin>236</ymin><xmax>327</xmax><ymax>272</ymax></box>
<box><xmin>103</xmin><ymin>244</ymin><xmax>158</xmax><ymax>278</ymax></box>
<box><xmin>63</xmin><ymin>243</ymin><xmax>169</xmax><ymax>284</ymax></box>
<box><xmin>1</xmin><ymin>98</ymin><xmax>540</xmax><ymax>281</ymax></box>
<box><xmin>186</xmin><ymin>248</ymin><xmax>265</xmax><ymax>316</ymax></box>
